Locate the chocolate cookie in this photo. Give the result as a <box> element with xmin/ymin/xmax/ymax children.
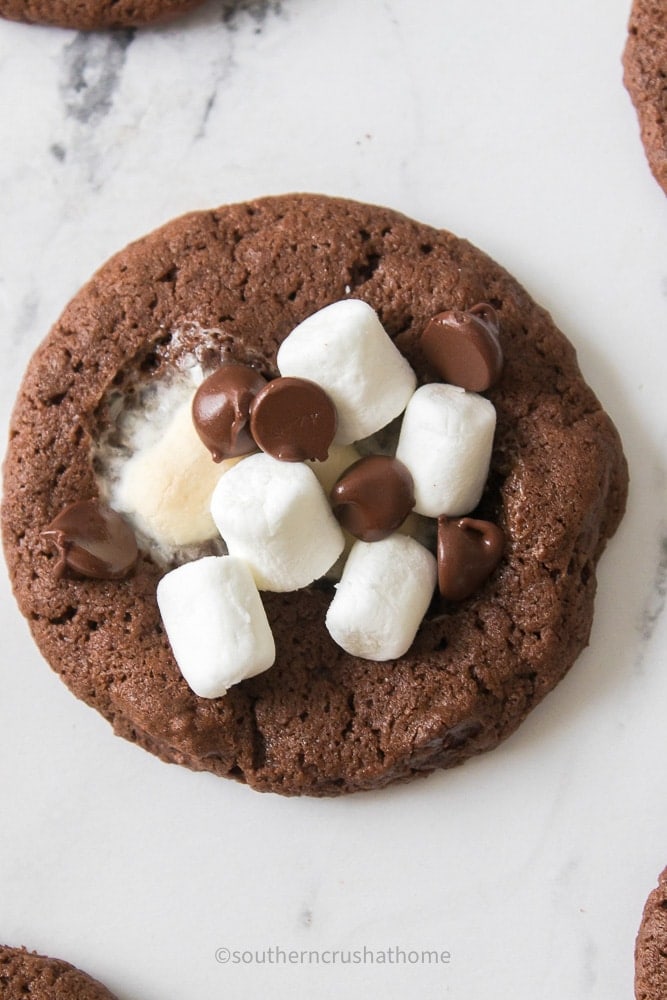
<box><xmin>636</xmin><ymin>867</ymin><xmax>667</xmax><ymax>1000</ymax></box>
<box><xmin>623</xmin><ymin>0</ymin><xmax>667</xmax><ymax>195</ymax></box>
<box><xmin>0</xmin><ymin>0</ymin><xmax>202</xmax><ymax>30</ymax></box>
<box><xmin>0</xmin><ymin>945</ymin><xmax>117</xmax><ymax>999</ymax></box>
<box><xmin>1</xmin><ymin>194</ymin><xmax>628</xmax><ymax>796</ymax></box>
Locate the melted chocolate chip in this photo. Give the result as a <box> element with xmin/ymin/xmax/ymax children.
<box><xmin>437</xmin><ymin>516</ymin><xmax>505</xmax><ymax>601</ymax></box>
<box><xmin>192</xmin><ymin>363</ymin><xmax>267</xmax><ymax>461</ymax></box>
<box><xmin>330</xmin><ymin>455</ymin><xmax>415</xmax><ymax>542</ymax></box>
<box><xmin>250</xmin><ymin>376</ymin><xmax>337</xmax><ymax>462</ymax></box>
<box><xmin>421</xmin><ymin>303</ymin><xmax>503</xmax><ymax>392</ymax></box>
<box><xmin>41</xmin><ymin>500</ymin><xmax>138</xmax><ymax>580</ymax></box>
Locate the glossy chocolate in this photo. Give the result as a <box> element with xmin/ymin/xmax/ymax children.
<box><xmin>192</xmin><ymin>363</ymin><xmax>267</xmax><ymax>461</ymax></box>
<box><xmin>330</xmin><ymin>455</ymin><xmax>415</xmax><ymax>542</ymax></box>
<box><xmin>250</xmin><ymin>376</ymin><xmax>337</xmax><ymax>462</ymax></box>
<box><xmin>437</xmin><ymin>516</ymin><xmax>505</xmax><ymax>601</ymax></box>
<box><xmin>41</xmin><ymin>499</ymin><xmax>138</xmax><ymax>580</ymax></box>
<box><xmin>421</xmin><ymin>303</ymin><xmax>503</xmax><ymax>392</ymax></box>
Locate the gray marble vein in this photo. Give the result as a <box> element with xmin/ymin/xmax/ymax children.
<box><xmin>639</xmin><ymin>531</ymin><xmax>667</xmax><ymax>647</ymax></box>
<box><xmin>581</xmin><ymin>936</ymin><xmax>598</xmax><ymax>993</ymax></box>
<box><xmin>194</xmin><ymin>1</ymin><xmax>283</xmax><ymax>141</ymax></box>
<box><xmin>221</xmin><ymin>0</ymin><xmax>282</xmax><ymax>28</ymax></box>
<box><xmin>59</xmin><ymin>31</ymin><xmax>134</xmax><ymax>126</ymax></box>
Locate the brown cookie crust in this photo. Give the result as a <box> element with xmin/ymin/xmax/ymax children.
<box><xmin>1</xmin><ymin>193</ymin><xmax>628</xmax><ymax>796</ymax></box>
<box><xmin>623</xmin><ymin>0</ymin><xmax>667</xmax><ymax>195</ymax></box>
<box><xmin>0</xmin><ymin>0</ymin><xmax>202</xmax><ymax>30</ymax></box>
<box><xmin>0</xmin><ymin>945</ymin><xmax>117</xmax><ymax>999</ymax></box>
<box><xmin>636</xmin><ymin>867</ymin><xmax>667</xmax><ymax>1000</ymax></box>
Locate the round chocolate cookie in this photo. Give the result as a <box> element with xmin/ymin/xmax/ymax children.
<box><xmin>636</xmin><ymin>867</ymin><xmax>667</xmax><ymax>1000</ymax></box>
<box><xmin>0</xmin><ymin>945</ymin><xmax>118</xmax><ymax>999</ymax></box>
<box><xmin>623</xmin><ymin>0</ymin><xmax>667</xmax><ymax>195</ymax></box>
<box><xmin>1</xmin><ymin>194</ymin><xmax>628</xmax><ymax>796</ymax></box>
<box><xmin>0</xmin><ymin>0</ymin><xmax>202</xmax><ymax>30</ymax></box>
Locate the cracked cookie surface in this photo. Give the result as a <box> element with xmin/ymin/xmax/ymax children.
<box><xmin>635</xmin><ymin>867</ymin><xmax>667</xmax><ymax>1000</ymax></box>
<box><xmin>623</xmin><ymin>0</ymin><xmax>667</xmax><ymax>195</ymax></box>
<box><xmin>0</xmin><ymin>945</ymin><xmax>117</xmax><ymax>1000</ymax></box>
<box><xmin>0</xmin><ymin>0</ymin><xmax>202</xmax><ymax>29</ymax></box>
<box><xmin>1</xmin><ymin>193</ymin><xmax>628</xmax><ymax>796</ymax></box>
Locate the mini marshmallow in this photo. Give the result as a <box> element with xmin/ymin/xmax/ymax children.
<box><xmin>114</xmin><ymin>398</ymin><xmax>240</xmax><ymax>549</ymax></box>
<box><xmin>277</xmin><ymin>299</ymin><xmax>417</xmax><ymax>444</ymax></box>
<box><xmin>156</xmin><ymin>555</ymin><xmax>275</xmax><ymax>698</ymax></box>
<box><xmin>210</xmin><ymin>452</ymin><xmax>345</xmax><ymax>592</ymax></box>
<box><xmin>325</xmin><ymin>534</ymin><xmax>437</xmax><ymax>661</ymax></box>
<box><xmin>395</xmin><ymin>383</ymin><xmax>496</xmax><ymax>517</ymax></box>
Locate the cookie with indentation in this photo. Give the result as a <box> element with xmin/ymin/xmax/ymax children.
<box><xmin>623</xmin><ymin>0</ymin><xmax>667</xmax><ymax>195</ymax></box>
<box><xmin>635</xmin><ymin>866</ymin><xmax>667</xmax><ymax>1000</ymax></box>
<box><xmin>0</xmin><ymin>945</ymin><xmax>118</xmax><ymax>999</ymax></box>
<box><xmin>1</xmin><ymin>193</ymin><xmax>628</xmax><ymax>796</ymax></box>
<box><xmin>0</xmin><ymin>0</ymin><xmax>203</xmax><ymax>29</ymax></box>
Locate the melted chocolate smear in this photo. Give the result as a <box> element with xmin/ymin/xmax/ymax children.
<box><xmin>41</xmin><ymin>499</ymin><xmax>138</xmax><ymax>580</ymax></box>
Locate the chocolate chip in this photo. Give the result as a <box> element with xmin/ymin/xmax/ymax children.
<box><xmin>250</xmin><ymin>376</ymin><xmax>337</xmax><ymax>462</ymax></box>
<box><xmin>192</xmin><ymin>363</ymin><xmax>267</xmax><ymax>461</ymax></box>
<box><xmin>330</xmin><ymin>455</ymin><xmax>415</xmax><ymax>542</ymax></box>
<box><xmin>41</xmin><ymin>499</ymin><xmax>138</xmax><ymax>580</ymax></box>
<box><xmin>421</xmin><ymin>303</ymin><xmax>503</xmax><ymax>392</ymax></box>
<box><xmin>437</xmin><ymin>516</ymin><xmax>504</xmax><ymax>600</ymax></box>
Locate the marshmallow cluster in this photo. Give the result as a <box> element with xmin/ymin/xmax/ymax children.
<box><xmin>154</xmin><ymin>299</ymin><xmax>499</xmax><ymax>696</ymax></box>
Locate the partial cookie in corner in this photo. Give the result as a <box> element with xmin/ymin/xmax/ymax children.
<box><xmin>623</xmin><ymin>0</ymin><xmax>667</xmax><ymax>195</ymax></box>
<box><xmin>1</xmin><ymin>193</ymin><xmax>628</xmax><ymax>796</ymax></box>
<box><xmin>0</xmin><ymin>0</ymin><xmax>203</xmax><ymax>30</ymax></box>
<box><xmin>0</xmin><ymin>945</ymin><xmax>118</xmax><ymax>999</ymax></box>
<box><xmin>635</xmin><ymin>867</ymin><xmax>667</xmax><ymax>1000</ymax></box>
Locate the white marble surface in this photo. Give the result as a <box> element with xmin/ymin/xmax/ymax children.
<box><xmin>1</xmin><ymin>1</ymin><xmax>666</xmax><ymax>997</ymax></box>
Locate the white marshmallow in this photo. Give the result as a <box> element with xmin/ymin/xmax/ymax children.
<box><xmin>277</xmin><ymin>299</ymin><xmax>417</xmax><ymax>444</ymax></box>
<box><xmin>156</xmin><ymin>556</ymin><xmax>275</xmax><ymax>699</ymax></box>
<box><xmin>395</xmin><ymin>383</ymin><xmax>496</xmax><ymax>517</ymax></box>
<box><xmin>210</xmin><ymin>453</ymin><xmax>345</xmax><ymax>592</ymax></box>
<box><xmin>114</xmin><ymin>397</ymin><xmax>241</xmax><ymax>549</ymax></box>
<box><xmin>325</xmin><ymin>534</ymin><xmax>437</xmax><ymax>661</ymax></box>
